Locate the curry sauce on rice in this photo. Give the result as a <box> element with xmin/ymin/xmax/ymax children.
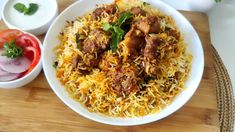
<box><xmin>54</xmin><ymin>0</ymin><xmax>192</xmax><ymax>117</ymax></box>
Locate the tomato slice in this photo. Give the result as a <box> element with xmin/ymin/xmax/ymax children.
<box><xmin>16</xmin><ymin>34</ymin><xmax>40</xmax><ymax>53</ymax></box>
<box><xmin>18</xmin><ymin>70</ymin><xmax>28</xmax><ymax>78</ymax></box>
<box><xmin>0</xmin><ymin>29</ymin><xmax>23</xmax><ymax>48</ymax></box>
<box><xmin>0</xmin><ymin>37</ymin><xmax>6</xmax><ymax>48</ymax></box>
<box><xmin>0</xmin><ymin>29</ymin><xmax>23</xmax><ymax>40</ymax></box>
<box><xmin>24</xmin><ymin>46</ymin><xmax>40</xmax><ymax>74</ymax></box>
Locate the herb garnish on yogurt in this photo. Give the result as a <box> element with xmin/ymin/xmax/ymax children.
<box><xmin>14</xmin><ymin>3</ymin><xmax>39</xmax><ymax>15</ymax></box>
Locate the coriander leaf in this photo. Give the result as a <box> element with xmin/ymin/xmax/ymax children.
<box><xmin>215</xmin><ymin>0</ymin><xmax>222</xmax><ymax>2</ymax></box>
<box><xmin>75</xmin><ymin>33</ymin><xmax>82</xmax><ymax>50</ymax></box>
<box><xmin>143</xmin><ymin>2</ymin><xmax>150</xmax><ymax>6</ymax></box>
<box><xmin>116</xmin><ymin>12</ymin><xmax>133</xmax><ymax>27</ymax></box>
<box><xmin>25</xmin><ymin>3</ymin><xmax>39</xmax><ymax>15</ymax></box>
<box><xmin>110</xmin><ymin>33</ymin><xmax>118</xmax><ymax>52</ymax></box>
<box><xmin>102</xmin><ymin>23</ymin><xmax>113</xmax><ymax>31</ymax></box>
<box><xmin>111</xmin><ymin>27</ymin><xmax>125</xmax><ymax>52</ymax></box>
<box><xmin>13</xmin><ymin>2</ymin><xmax>39</xmax><ymax>15</ymax></box>
<box><xmin>3</xmin><ymin>42</ymin><xmax>23</xmax><ymax>58</ymax></box>
<box><xmin>14</xmin><ymin>3</ymin><xmax>27</xmax><ymax>13</ymax></box>
<box><xmin>113</xmin><ymin>26</ymin><xmax>124</xmax><ymax>36</ymax></box>
<box><xmin>53</xmin><ymin>61</ymin><xmax>58</xmax><ymax>68</ymax></box>
<box><xmin>102</xmin><ymin>24</ymin><xmax>125</xmax><ymax>52</ymax></box>
<box><xmin>102</xmin><ymin>12</ymin><xmax>132</xmax><ymax>52</ymax></box>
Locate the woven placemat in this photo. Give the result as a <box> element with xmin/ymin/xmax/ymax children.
<box><xmin>212</xmin><ymin>45</ymin><xmax>235</xmax><ymax>132</ymax></box>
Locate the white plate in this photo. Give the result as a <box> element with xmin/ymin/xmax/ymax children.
<box><xmin>43</xmin><ymin>0</ymin><xmax>204</xmax><ymax>126</ymax></box>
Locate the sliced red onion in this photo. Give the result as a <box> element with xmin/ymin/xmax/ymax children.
<box><xmin>0</xmin><ymin>68</ymin><xmax>9</xmax><ymax>76</ymax></box>
<box><xmin>0</xmin><ymin>73</ymin><xmax>19</xmax><ymax>82</ymax></box>
<box><xmin>0</xmin><ymin>56</ymin><xmax>31</xmax><ymax>73</ymax></box>
<box><xmin>0</xmin><ymin>49</ymin><xmax>15</xmax><ymax>63</ymax></box>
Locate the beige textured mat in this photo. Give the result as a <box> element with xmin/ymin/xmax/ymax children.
<box><xmin>212</xmin><ymin>45</ymin><xmax>235</xmax><ymax>132</ymax></box>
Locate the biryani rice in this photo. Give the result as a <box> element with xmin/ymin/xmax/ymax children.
<box><xmin>54</xmin><ymin>0</ymin><xmax>192</xmax><ymax>117</ymax></box>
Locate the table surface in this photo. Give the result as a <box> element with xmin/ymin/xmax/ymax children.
<box><xmin>0</xmin><ymin>0</ymin><xmax>220</xmax><ymax>131</ymax></box>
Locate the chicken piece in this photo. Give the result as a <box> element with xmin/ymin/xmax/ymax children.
<box><xmin>144</xmin><ymin>34</ymin><xmax>159</xmax><ymax>60</ymax></box>
<box><xmin>144</xmin><ymin>61</ymin><xmax>160</xmax><ymax>77</ymax></box>
<box><xmin>136</xmin><ymin>16</ymin><xmax>160</xmax><ymax>34</ymax></box>
<box><xmin>75</xmin><ymin>30</ymin><xmax>110</xmax><ymax>70</ymax></box>
<box><xmin>73</xmin><ymin>56</ymin><xmax>89</xmax><ymax>74</ymax></box>
<box><xmin>75</xmin><ymin>54</ymin><xmax>99</xmax><ymax>73</ymax></box>
<box><xmin>143</xmin><ymin>34</ymin><xmax>161</xmax><ymax>76</ymax></box>
<box><xmin>83</xmin><ymin>53</ymin><xmax>100</xmax><ymax>67</ymax></box>
<box><xmin>99</xmin><ymin>52</ymin><xmax>120</xmax><ymax>71</ymax></box>
<box><xmin>82</xmin><ymin>30</ymin><xmax>110</xmax><ymax>54</ymax></box>
<box><xmin>91</xmin><ymin>4</ymin><xmax>117</xmax><ymax>20</ymax></box>
<box><xmin>130</xmin><ymin>7</ymin><xmax>146</xmax><ymax>16</ymax></box>
<box><xmin>168</xmin><ymin>29</ymin><xmax>180</xmax><ymax>41</ymax></box>
<box><xmin>119</xmin><ymin>26</ymin><xmax>145</xmax><ymax>60</ymax></box>
<box><xmin>91</xmin><ymin>8</ymin><xmax>103</xmax><ymax>20</ymax></box>
<box><xmin>108</xmin><ymin>65</ymin><xmax>139</xmax><ymax>96</ymax></box>
<box><xmin>124</xmin><ymin>26</ymin><xmax>144</xmax><ymax>51</ymax></box>
<box><xmin>124</xmin><ymin>25</ymin><xmax>144</xmax><ymax>38</ymax></box>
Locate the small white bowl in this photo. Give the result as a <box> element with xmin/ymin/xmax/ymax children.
<box><xmin>0</xmin><ymin>31</ymin><xmax>42</xmax><ymax>89</ymax></box>
<box><xmin>43</xmin><ymin>0</ymin><xmax>204</xmax><ymax>126</ymax></box>
<box><xmin>1</xmin><ymin>0</ymin><xmax>58</xmax><ymax>35</ymax></box>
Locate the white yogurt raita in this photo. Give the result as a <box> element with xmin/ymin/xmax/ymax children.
<box><xmin>3</xmin><ymin>0</ymin><xmax>57</xmax><ymax>30</ymax></box>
